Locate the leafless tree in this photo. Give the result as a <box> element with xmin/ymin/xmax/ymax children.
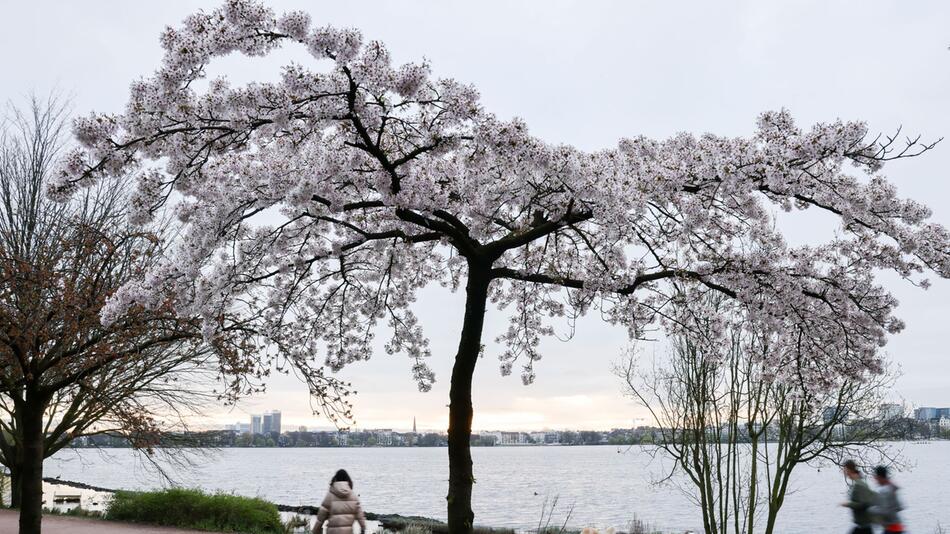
<box><xmin>620</xmin><ymin>295</ymin><xmax>903</xmax><ymax>534</ymax></box>
<box><xmin>0</xmin><ymin>95</ymin><xmax>219</xmax><ymax>533</ymax></box>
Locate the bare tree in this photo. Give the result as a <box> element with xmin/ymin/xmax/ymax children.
<box><xmin>620</xmin><ymin>295</ymin><xmax>903</xmax><ymax>534</ymax></box>
<box><xmin>0</xmin><ymin>95</ymin><xmax>218</xmax><ymax>534</ymax></box>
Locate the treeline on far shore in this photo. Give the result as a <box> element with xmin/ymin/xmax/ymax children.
<box><xmin>71</xmin><ymin>429</ymin><xmax>633</xmax><ymax>449</ymax></box>
<box><xmin>67</xmin><ymin>418</ymin><xmax>949</xmax><ymax>450</ymax></box>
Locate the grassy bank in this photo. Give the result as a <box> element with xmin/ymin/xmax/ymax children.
<box><xmin>106</xmin><ymin>488</ymin><xmax>284</xmax><ymax>534</ymax></box>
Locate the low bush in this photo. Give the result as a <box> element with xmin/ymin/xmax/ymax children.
<box><xmin>42</xmin><ymin>506</ymin><xmax>103</xmax><ymax>518</ymax></box>
<box><xmin>283</xmin><ymin>514</ymin><xmax>311</xmax><ymax>533</ymax></box>
<box><xmin>537</xmin><ymin>528</ymin><xmax>581</xmax><ymax>534</ymax></box>
<box><xmin>106</xmin><ymin>488</ymin><xmax>283</xmax><ymax>534</ymax></box>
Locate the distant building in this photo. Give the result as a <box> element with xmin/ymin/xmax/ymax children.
<box><xmin>373</xmin><ymin>429</ymin><xmax>393</xmax><ymax>446</ymax></box>
<box><xmin>482</xmin><ymin>431</ymin><xmax>503</xmax><ymax>444</ymax></box>
<box><xmin>335</xmin><ymin>432</ymin><xmax>349</xmax><ymax>446</ymax></box>
<box><xmin>878</xmin><ymin>403</ymin><xmax>904</xmax><ymax>420</ymax></box>
<box><xmin>528</xmin><ymin>432</ymin><xmax>548</xmax><ymax>444</ymax></box>
<box><xmin>528</xmin><ymin>431</ymin><xmax>561</xmax><ymax>444</ymax></box>
<box><xmin>298</xmin><ymin>425</ymin><xmax>308</xmax><ymax>432</ymax></box>
<box><xmin>262</xmin><ymin>413</ymin><xmax>273</xmax><ymax>434</ymax></box>
<box><xmin>227</xmin><ymin>422</ymin><xmax>252</xmax><ymax>434</ymax></box>
<box><xmin>251</xmin><ymin>414</ymin><xmax>262</xmax><ymax>435</ymax></box>
<box><xmin>823</xmin><ymin>407</ymin><xmax>847</xmax><ymax>424</ymax></box>
<box><xmin>260</xmin><ymin>410</ymin><xmax>281</xmax><ymax>435</ymax></box>
<box><xmin>832</xmin><ymin>423</ymin><xmax>848</xmax><ymax>439</ymax></box>
<box><xmin>916</xmin><ymin>407</ymin><xmax>939</xmax><ymax>421</ymax></box>
<box><xmin>497</xmin><ymin>431</ymin><xmax>527</xmax><ymax>445</ymax></box>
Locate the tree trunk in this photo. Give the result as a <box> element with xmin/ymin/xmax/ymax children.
<box><xmin>10</xmin><ymin>464</ymin><xmax>22</xmax><ymax>508</ymax></box>
<box><xmin>446</xmin><ymin>266</ymin><xmax>491</xmax><ymax>534</ymax></box>
<box><xmin>18</xmin><ymin>397</ymin><xmax>46</xmax><ymax>534</ymax></box>
<box><xmin>1</xmin><ymin>432</ymin><xmax>22</xmax><ymax>508</ymax></box>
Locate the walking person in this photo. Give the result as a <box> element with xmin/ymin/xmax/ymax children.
<box><xmin>313</xmin><ymin>469</ymin><xmax>368</xmax><ymax>534</ymax></box>
<box><xmin>871</xmin><ymin>465</ymin><xmax>905</xmax><ymax>534</ymax></box>
<box><xmin>840</xmin><ymin>460</ymin><xmax>878</xmax><ymax>534</ymax></box>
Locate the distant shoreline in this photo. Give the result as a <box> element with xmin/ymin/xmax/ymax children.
<box><xmin>67</xmin><ymin>442</ymin><xmax>618</xmax><ymax>449</ymax></box>
<box><xmin>66</xmin><ymin>437</ymin><xmax>949</xmax><ymax>450</ymax></box>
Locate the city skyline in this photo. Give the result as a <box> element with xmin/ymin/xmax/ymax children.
<box><xmin>204</xmin><ymin>401</ymin><xmax>950</xmax><ymax>435</ymax></box>
<box><xmin>225</xmin><ymin>410</ymin><xmax>283</xmax><ymax>435</ymax></box>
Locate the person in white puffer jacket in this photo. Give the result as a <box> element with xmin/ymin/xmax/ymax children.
<box><xmin>313</xmin><ymin>469</ymin><xmax>367</xmax><ymax>534</ymax></box>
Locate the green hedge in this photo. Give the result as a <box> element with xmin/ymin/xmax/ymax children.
<box><xmin>106</xmin><ymin>488</ymin><xmax>283</xmax><ymax>534</ymax></box>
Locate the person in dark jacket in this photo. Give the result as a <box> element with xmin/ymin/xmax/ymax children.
<box><xmin>870</xmin><ymin>465</ymin><xmax>905</xmax><ymax>533</ymax></box>
<box><xmin>313</xmin><ymin>469</ymin><xmax>367</xmax><ymax>534</ymax></box>
<box><xmin>840</xmin><ymin>460</ymin><xmax>878</xmax><ymax>534</ymax></box>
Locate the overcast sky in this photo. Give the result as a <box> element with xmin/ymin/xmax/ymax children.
<box><xmin>3</xmin><ymin>0</ymin><xmax>948</xmax><ymax>432</ymax></box>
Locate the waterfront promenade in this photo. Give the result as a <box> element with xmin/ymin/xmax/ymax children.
<box><xmin>0</xmin><ymin>510</ymin><xmax>224</xmax><ymax>534</ymax></box>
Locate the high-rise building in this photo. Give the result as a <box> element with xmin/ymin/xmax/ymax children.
<box><xmin>878</xmin><ymin>403</ymin><xmax>904</xmax><ymax>420</ymax></box>
<box><xmin>823</xmin><ymin>407</ymin><xmax>843</xmax><ymax>423</ymax></box>
<box><xmin>262</xmin><ymin>412</ymin><xmax>274</xmax><ymax>434</ymax></box>
<box><xmin>916</xmin><ymin>407</ymin><xmax>939</xmax><ymax>421</ymax></box>
<box><xmin>251</xmin><ymin>411</ymin><xmax>281</xmax><ymax>435</ymax></box>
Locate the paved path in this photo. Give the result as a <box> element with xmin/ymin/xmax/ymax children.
<box><xmin>0</xmin><ymin>509</ymin><xmax>224</xmax><ymax>534</ymax></box>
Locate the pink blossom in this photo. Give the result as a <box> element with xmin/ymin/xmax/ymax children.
<box><xmin>53</xmin><ymin>0</ymin><xmax>950</xmax><ymax>394</ymax></box>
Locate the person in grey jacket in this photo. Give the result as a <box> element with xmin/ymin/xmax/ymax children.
<box><xmin>871</xmin><ymin>465</ymin><xmax>905</xmax><ymax>533</ymax></box>
<box><xmin>313</xmin><ymin>469</ymin><xmax>367</xmax><ymax>534</ymax></box>
<box><xmin>840</xmin><ymin>460</ymin><xmax>878</xmax><ymax>534</ymax></box>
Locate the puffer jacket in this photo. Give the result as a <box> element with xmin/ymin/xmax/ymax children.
<box><xmin>314</xmin><ymin>481</ymin><xmax>367</xmax><ymax>534</ymax></box>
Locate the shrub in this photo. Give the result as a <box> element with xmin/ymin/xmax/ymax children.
<box><xmin>282</xmin><ymin>514</ymin><xmax>311</xmax><ymax>533</ymax></box>
<box><xmin>106</xmin><ymin>488</ymin><xmax>283</xmax><ymax>534</ymax></box>
<box><xmin>396</xmin><ymin>524</ymin><xmax>434</xmax><ymax>534</ymax></box>
<box><xmin>42</xmin><ymin>506</ymin><xmax>103</xmax><ymax>518</ymax></box>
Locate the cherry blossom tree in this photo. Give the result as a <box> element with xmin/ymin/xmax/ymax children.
<box><xmin>52</xmin><ymin>1</ymin><xmax>949</xmax><ymax>532</ymax></box>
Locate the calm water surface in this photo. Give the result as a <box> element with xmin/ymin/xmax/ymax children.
<box><xmin>45</xmin><ymin>442</ymin><xmax>950</xmax><ymax>533</ymax></box>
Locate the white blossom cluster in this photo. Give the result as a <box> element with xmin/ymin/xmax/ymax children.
<box><xmin>52</xmin><ymin>0</ymin><xmax>950</xmax><ymax>399</ymax></box>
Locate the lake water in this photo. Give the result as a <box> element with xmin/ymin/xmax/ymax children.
<box><xmin>42</xmin><ymin>442</ymin><xmax>950</xmax><ymax>533</ymax></box>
